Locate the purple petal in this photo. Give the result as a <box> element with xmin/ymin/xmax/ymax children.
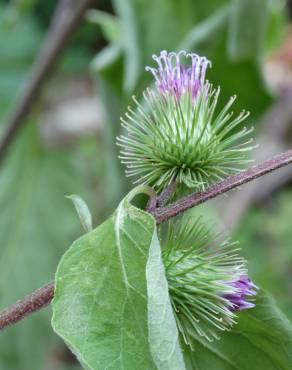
<box><xmin>223</xmin><ymin>275</ymin><xmax>258</xmax><ymax>312</ymax></box>
<box><xmin>146</xmin><ymin>50</ymin><xmax>211</xmax><ymax>100</ymax></box>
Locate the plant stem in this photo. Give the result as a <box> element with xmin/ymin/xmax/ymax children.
<box><xmin>146</xmin><ymin>192</ymin><xmax>158</xmax><ymax>213</ymax></box>
<box><xmin>154</xmin><ymin>149</ymin><xmax>292</xmax><ymax>224</ymax></box>
<box><xmin>157</xmin><ymin>177</ymin><xmax>178</xmax><ymax>207</ymax></box>
<box><xmin>0</xmin><ymin>282</ymin><xmax>54</xmax><ymax>330</ymax></box>
<box><xmin>1</xmin><ymin>148</ymin><xmax>292</xmax><ymax>330</ymax></box>
<box><xmin>147</xmin><ymin>177</ymin><xmax>177</xmax><ymax>212</ymax></box>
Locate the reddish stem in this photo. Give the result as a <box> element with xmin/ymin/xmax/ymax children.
<box><xmin>154</xmin><ymin>149</ymin><xmax>292</xmax><ymax>224</ymax></box>
<box><xmin>0</xmin><ymin>282</ymin><xmax>54</xmax><ymax>330</ymax></box>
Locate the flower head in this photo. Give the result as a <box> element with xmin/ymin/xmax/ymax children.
<box><xmin>118</xmin><ymin>50</ymin><xmax>254</xmax><ymax>192</ymax></box>
<box><xmin>161</xmin><ymin>218</ymin><xmax>258</xmax><ymax>346</ymax></box>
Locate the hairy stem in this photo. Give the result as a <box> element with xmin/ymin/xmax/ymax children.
<box><xmin>1</xmin><ymin>149</ymin><xmax>292</xmax><ymax>329</ymax></box>
<box><xmin>154</xmin><ymin>149</ymin><xmax>292</xmax><ymax>224</ymax></box>
<box><xmin>0</xmin><ymin>282</ymin><xmax>54</xmax><ymax>330</ymax></box>
<box><xmin>146</xmin><ymin>192</ymin><xmax>158</xmax><ymax>213</ymax></box>
<box><xmin>157</xmin><ymin>177</ymin><xmax>178</xmax><ymax>207</ymax></box>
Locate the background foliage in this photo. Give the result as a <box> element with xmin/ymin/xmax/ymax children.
<box><xmin>0</xmin><ymin>0</ymin><xmax>291</xmax><ymax>369</ymax></box>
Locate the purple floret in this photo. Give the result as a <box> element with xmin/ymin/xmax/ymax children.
<box><xmin>224</xmin><ymin>276</ymin><xmax>258</xmax><ymax>312</ymax></box>
<box><xmin>145</xmin><ymin>50</ymin><xmax>211</xmax><ymax>100</ymax></box>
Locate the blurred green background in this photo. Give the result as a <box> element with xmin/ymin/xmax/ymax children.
<box><xmin>0</xmin><ymin>0</ymin><xmax>291</xmax><ymax>368</ymax></box>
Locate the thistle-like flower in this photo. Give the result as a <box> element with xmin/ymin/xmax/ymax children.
<box><xmin>161</xmin><ymin>218</ymin><xmax>257</xmax><ymax>346</ymax></box>
<box><xmin>118</xmin><ymin>50</ymin><xmax>254</xmax><ymax>191</ymax></box>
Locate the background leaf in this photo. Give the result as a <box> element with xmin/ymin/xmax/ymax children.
<box><xmin>112</xmin><ymin>0</ymin><xmax>141</xmax><ymax>92</ymax></box>
<box><xmin>86</xmin><ymin>10</ymin><xmax>121</xmax><ymax>44</ymax></box>
<box><xmin>228</xmin><ymin>0</ymin><xmax>269</xmax><ymax>62</ymax></box>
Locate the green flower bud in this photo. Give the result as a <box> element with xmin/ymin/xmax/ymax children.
<box><xmin>161</xmin><ymin>218</ymin><xmax>257</xmax><ymax>347</ymax></box>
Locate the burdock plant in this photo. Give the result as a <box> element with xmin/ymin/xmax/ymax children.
<box><xmin>2</xmin><ymin>49</ymin><xmax>292</xmax><ymax>370</ymax></box>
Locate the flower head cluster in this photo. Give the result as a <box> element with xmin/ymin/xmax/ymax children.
<box><xmin>118</xmin><ymin>50</ymin><xmax>254</xmax><ymax>192</ymax></box>
<box><xmin>161</xmin><ymin>219</ymin><xmax>258</xmax><ymax>345</ymax></box>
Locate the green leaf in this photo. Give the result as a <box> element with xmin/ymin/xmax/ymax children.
<box><xmin>265</xmin><ymin>0</ymin><xmax>287</xmax><ymax>55</ymax></box>
<box><xmin>146</xmin><ymin>230</ymin><xmax>186</xmax><ymax>370</ymax></box>
<box><xmin>97</xmin><ymin>76</ymin><xmax>129</xmax><ymax>208</ymax></box>
<box><xmin>184</xmin><ymin>291</ymin><xmax>292</xmax><ymax>369</ymax></box>
<box><xmin>91</xmin><ymin>44</ymin><xmax>122</xmax><ymax>73</ymax></box>
<box><xmin>6</xmin><ymin>0</ymin><xmax>37</xmax><ymax>18</ymax></box>
<box><xmin>112</xmin><ymin>0</ymin><xmax>141</xmax><ymax>92</ymax></box>
<box><xmin>0</xmin><ymin>4</ymin><xmax>42</xmax><ymax>119</ymax></box>
<box><xmin>228</xmin><ymin>0</ymin><xmax>269</xmax><ymax>62</ymax></box>
<box><xmin>52</xmin><ymin>186</ymin><xmax>158</xmax><ymax>370</ymax></box>
<box><xmin>179</xmin><ymin>3</ymin><xmax>272</xmax><ymax>116</ymax></box>
<box><xmin>67</xmin><ymin>195</ymin><xmax>93</xmax><ymax>233</ymax></box>
<box><xmin>86</xmin><ymin>10</ymin><xmax>121</xmax><ymax>44</ymax></box>
<box><xmin>179</xmin><ymin>5</ymin><xmax>229</xmax><ymax>50</ymax></box>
